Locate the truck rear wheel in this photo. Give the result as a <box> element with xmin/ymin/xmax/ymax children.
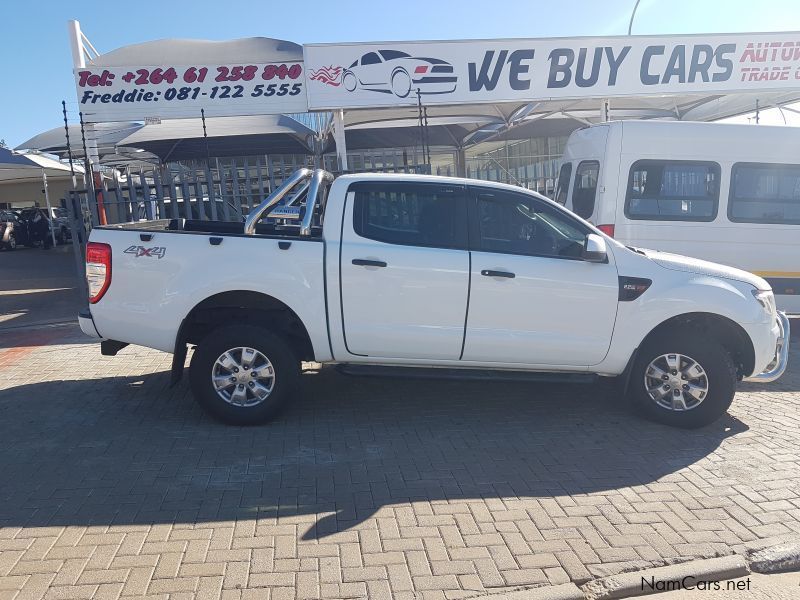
<box><xmin>189</xmin><ymin>325</ymin><xmax>300</xmax><ymax>425</ymax></box>
<box><xmin>628</xmin><ymin>331</ymin><xmax>736</xmax><ymax>429</ymax></box>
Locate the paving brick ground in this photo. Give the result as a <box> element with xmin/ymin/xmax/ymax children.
<box><xmin>0</xmin><ymin>323</ymin><xmax>798</xmax><ymax>600</ymax></box>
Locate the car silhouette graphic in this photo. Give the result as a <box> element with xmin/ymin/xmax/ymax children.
<box><xmin>341</xmin><ymin>49</ymin><xmax>457</xmax><ymax>98</ymax></box>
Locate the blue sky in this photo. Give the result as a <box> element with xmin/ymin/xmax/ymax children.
<box><xmin>1</xmin><ymin>0</ymin><xmax>799</xmax><ymax>147</ymax></box>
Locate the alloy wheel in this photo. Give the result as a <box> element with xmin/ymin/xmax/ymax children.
<box><xmin>211</xmin><ymin>346</ymin><xmax>276</xmax><ymax>407</ymax></box>
<box><xmin>644</xmin><ymin>352</ymin><xmax>709</xmax><ymax>411</ymax></box>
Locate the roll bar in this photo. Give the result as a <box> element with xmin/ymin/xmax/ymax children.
<box><xmin>243</xmin><ymin>168</ymin><xmax>333</xmax><ymax>236</ymax></box>
<box><xmin>301</xmin><ymin>170</ymin><xmax>334</xmax><ymax>236</ymax></box>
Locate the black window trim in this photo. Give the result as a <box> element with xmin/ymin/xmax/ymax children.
<box><xmin>348</xmin><ymin>181</ymin><xmax>469</xmax><ymax>251</ymax></box>
<box><xmin>728</xmin><ymin>161</ymin><xmax>800</xmax><ymax>226</ymax></box>
<box><xmin>467</xmin><ymin>185</ymin><xmax>592</xmax><ymax>262</ymax></box>
<box><xmin>572</xmin><ymin>159</ymin><xmax>600</xmax><ymax>219</ymax></box>
<box><xmin>624</xmin><ymin>158</ymin><xmax>721</xmax><ymax>222</ymax></box>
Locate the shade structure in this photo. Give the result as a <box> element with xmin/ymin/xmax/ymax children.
<box><xmin>86</xmin><ymin>37</ymin><xmax>302</xmax><ymax>68</ymax></box>
<box><xmin>15</xmin><ymin>122</ymin><xmax>144</xmax><ymax>159</ymax></box>
<box><xmin>0</xmin><ymin>148</ymin><xmax>84</xmax><ymax>184</ymax></box>
<box><xmin>333</xmin><ymin>89</ymin><xmax>800</xmax><ymax>149</ymax></box>
<box><xmin>117</xmin><ymin>114</ymin><xmax>318</xmax><ymax>161</ymax></box>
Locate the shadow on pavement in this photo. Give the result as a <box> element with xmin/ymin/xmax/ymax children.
<box><xmin>0</xmin><ymin>245</ymin><xmax>83</xmax><ymax>331</ymax></box>
<box><xmin>0</xmin><ymin>366</ymin><xmax>747</xmax><ymax>540</ymax></box>
<box><xmin>0</xmin><ymin>323</ymin><xmax>95</xmax><ymax>350</ymax></box>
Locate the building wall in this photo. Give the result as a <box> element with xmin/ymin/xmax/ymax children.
<box><xmin>0</xmin><ymin>178</ymin><xmax>75</xmax><ymax>210</ymax></box>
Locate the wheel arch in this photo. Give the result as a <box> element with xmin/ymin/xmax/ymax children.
<box><xmin>390</xmin><ymin>66</ymin><xmax>412</xmax><ymax>97</ymax></box>
<box><xmin>342</xmin><ymin>69</ymin><xmax>357</xmax><ymax>91</ymax></box>
<box><xmin>621</xmin><ymin>311</ymin><xmax>756</xmax><ymax>392</ymax></box>
<box><xmin>171</xmin><ymin>290</ymin><xmax>314</xmax><ymax>385</ymax></box>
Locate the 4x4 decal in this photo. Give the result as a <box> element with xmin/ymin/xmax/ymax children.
<box><xmin>124</xmin><ymin>245</ymin><xmax>166</xmax><ymax>259</ymax></box>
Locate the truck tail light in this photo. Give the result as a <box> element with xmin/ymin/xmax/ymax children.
<box><xmin>597</xmin><ymin>224</ymin><xmax>615</xmax><ymax>237</ymax></box>
<box><xmin>86</xmin><ymin>242</ymin><xmax>112</xmax><ymax>303</ymax></box>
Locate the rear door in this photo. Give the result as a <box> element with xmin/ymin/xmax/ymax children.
<box><xmin>339</xmin><ymin>181</ymin><xmax>470</xmax><ymax>360</ymax></box>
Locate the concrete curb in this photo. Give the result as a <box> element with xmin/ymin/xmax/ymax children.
<box><xmin>748</xmin><ymin>542</ymin><xmax>800</xmax><ymax>574</ymax></box>
<box><xmin>579</xmin><ymin>555</ymin><xmax>749</xmax><ymax>600</ymax></box>
<box><xmin>477</xmin><ymin>583</ymin><xmax>585</xmax><ymax>600</ymax></box>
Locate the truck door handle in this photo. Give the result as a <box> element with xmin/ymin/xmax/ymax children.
<box><xmin>352</xmin><ymin>258</ymin><xmax>387</xmax><ymax>268</ymax></box>
<box><xmin>481</xmin><ymin>269</ymin><xmax>515</xmax><ymax>278</ymax></box>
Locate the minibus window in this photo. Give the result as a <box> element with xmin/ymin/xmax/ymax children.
<box><xmin>625</xmin><ymin>160</ymin><xmax>720</xmax><ymax>221</ymax></box>
<box><xmin>555</xmin><ymin>162</ymin><xmax>572</xmax><ymax>205</ymax></box>
<box><xmin>573</xmin><ymin>161</ymin><xmax>599</xmax><ymax>219</ymax></box>
<box><xmin>729</xmin><ymin>163</ymin><xmax>800</xmax><ymax>225</ymax></box>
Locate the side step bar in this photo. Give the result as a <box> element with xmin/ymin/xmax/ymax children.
<box><xmin>335</xmin><ymin>364</ymin><xmax>597</xmax><ymax>384</ymax></box>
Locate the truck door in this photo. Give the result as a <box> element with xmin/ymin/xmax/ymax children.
<box><xmin>463</xmin><ymin>186</ymin><xmax>619</xmax><ymax>366</ymax></box>
<box><xmin>339</xmin><ymin>181</ymin><xmax>470</xmax><ymax>360</ymax></box>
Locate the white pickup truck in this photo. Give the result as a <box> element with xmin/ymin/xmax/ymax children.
<box><xmin>79</xmin><ymin>168</ymin><xmax>789</xmax><ymax>428</ymax></box>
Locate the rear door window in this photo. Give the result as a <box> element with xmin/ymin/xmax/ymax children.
<box><xmin>625</xmin><ymin>160</ymin><xmax>720</xmax><ymax>221</ymax></box>
<box><xmin>572</xmin><ymin>161</ymin><xmax>599</xmax><ymax>219</ymax></box>
<box><xmin>351</xmin><ymin>182</ymin><xmax>468</xmax><ymax>249</ymax></box>
<box><xmin>728</xmin><ymin>162</ymin><xmax>800</xmax><ymax>224</ymax></box>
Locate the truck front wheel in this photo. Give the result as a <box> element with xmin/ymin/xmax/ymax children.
<box><xmin>189</xmin><ymin>325</ymin><xmax>300</xmax><ymax>425</ymax></box>
<box><xmin>628</xmin><ymin>331</ymin><xmax>736</xmax><ymax>429</ymax></box>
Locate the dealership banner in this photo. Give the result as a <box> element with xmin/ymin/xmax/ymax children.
<box><xmin>74</xmin><ymin>62</ymin><xmax>308</xmax><ymax>122</ymax></box>
<box><xmin>304</xmin><ymin>32</ymin><xmax>800</xmax><ymax>109</ymax></box>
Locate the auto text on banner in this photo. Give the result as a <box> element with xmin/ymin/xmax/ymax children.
<box><xmin>75</xmin><ymin>63</ymin><xmax>308</xmax><ymax>122</ymax></box>
<box><xmin>303</xmin><ymin>32</ymin><xmax>800</xmax><ymax>109</ymax></box>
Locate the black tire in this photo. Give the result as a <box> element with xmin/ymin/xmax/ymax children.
<box><xmin>189</xmin><ymin>324</ymin><xmax>300</xmax><ymax>425</ymax></box>
<box><xmin>628</xmin><ymin>330</ymin><xmax>736</xmax><ymax>429</ymax></box>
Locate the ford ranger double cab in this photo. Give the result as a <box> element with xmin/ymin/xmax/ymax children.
<box><xmin>79</xmin><ymin>169</ymin><xmax>789</xmax><ymax>428</ymax></box>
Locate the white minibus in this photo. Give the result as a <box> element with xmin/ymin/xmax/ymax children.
<box><xmin>557</xmin><ymin>120</ymin><xmax>800</xmax><ymax>314</ymax></box>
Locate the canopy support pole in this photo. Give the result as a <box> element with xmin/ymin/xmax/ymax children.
<box><xmin>333</xmin><ymin>110</ymin><xmax>348</xmax><ymax>172</ymax></box>
<box><xmin>41</xmin><ymin>169</ymin><xmax>57</xmax><ymax>247</ymax></box>
<box><xmin>455</xmin><ymin>147</ymin><xmax>466</xmax><ymax>178</ymax></box>
<box><xmin>69</xmin><ymin>20</ymin><xmax>106</xmax><ymax>225</ymax></box>
<box><xmin>601</xmin><ymin>98</ymin><xmax>611</xmax><ymax>122</ymax></box>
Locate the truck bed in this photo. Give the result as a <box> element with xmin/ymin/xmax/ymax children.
<box><xmin>86</xmin><ymin>223</ymin><xmax>331</xmax><ymax>360</ymax></box>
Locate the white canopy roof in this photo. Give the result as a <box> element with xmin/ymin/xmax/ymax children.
<box><xmin>0</xmin><ymin>148</ymin><xmax>84</xmax><ymax>184</ymax></box>
<box><xmin>86</xmin><ymin>37</ymin><xmax>302</xmax><ymax>67</ymax></box>
<box><xmin>338</xmin><ymin>89</ymin><xmax>800</xmax><ymax>148</ymax></box>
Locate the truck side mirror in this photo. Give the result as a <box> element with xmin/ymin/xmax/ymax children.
<box><xmin>582</xmin><ymin>233</ymin><xmax>607</xmax><ymax>263</ymax></box>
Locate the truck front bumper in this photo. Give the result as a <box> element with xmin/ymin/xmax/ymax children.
<box><xmin>78</xmin><ymin>308</ymin><xmax>101</xmax><ymax>339</ymax></box>
<box><xmin>744</xmin><ymin>311</ymin><xmax>790</xmax><ymax>383</ymax></box>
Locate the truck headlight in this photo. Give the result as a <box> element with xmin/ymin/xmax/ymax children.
<box><xmin>752</xmin><ymin>289</ymin><xmax>776</xmax><ymax>317</ymax></box>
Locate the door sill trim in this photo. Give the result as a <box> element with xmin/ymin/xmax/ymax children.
<box><xmin>335</xmin><ymin>364</ymin><xmax>597</xmax><ymax>384</ymax></box>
